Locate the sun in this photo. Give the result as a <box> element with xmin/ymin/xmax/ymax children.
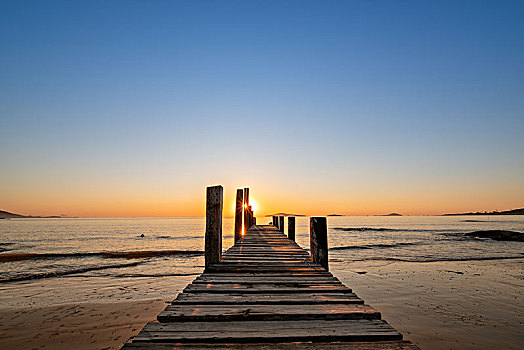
<box><xmin>250</xmin><ymin>199</ymin><xmax>257</xmax><ymax>213</ymax></box>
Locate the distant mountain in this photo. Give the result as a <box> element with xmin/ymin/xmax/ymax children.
<box><xmin>0</xmin><ymin>210</ymin><xmax>63</xmax><ymax>219</ymax></box>
<box><xmin>327</xmin><ymin>214</ymin><xmax>344</xmax><ymax>217</ymax></box>
<box><xmin>0</xmin><ymin>210</ymin><xmax>25</xmax><ymax>218</ymax></box>
<box><xmin>443</xmin><ymin>208</ymin><xmax>524</xmax><ymax>216</ymax></box>
<box><xmin>375</xmin><ymin>213</ymin><xmax>403</xmax><ymax>216</ymax></box>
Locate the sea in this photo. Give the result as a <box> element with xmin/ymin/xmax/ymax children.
<box><xmin>1</xmin><ymin>216</ymin><xmax>523</xmax><ymax>308</ymax></box>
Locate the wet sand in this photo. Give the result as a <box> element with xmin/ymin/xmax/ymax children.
<box><xmin>333</xmin><ymin>258</ymin><xmax>524</xmax><ymax>350</ymax></box>
<box><xmin>0</xmin><ymin>299</ymin><xmax>166</xmax><ymax>350</ymax></box>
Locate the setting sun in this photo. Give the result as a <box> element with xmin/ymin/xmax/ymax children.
<box><xmin>250</xmin><ymin>200</ymin><xmax>257</xmax><ymax>213</ymax></box>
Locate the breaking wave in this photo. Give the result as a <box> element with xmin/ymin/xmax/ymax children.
<box><xmin>333</xmin><ymin>227</ymin><xmax>400</xmax><ymax>232</ymax></box>
<box><xmin>0</xmin><ymin>261</ymin><xmax>147</xmax><ymax>283</ymax></box>
<box><xmin>351</xmin><ymin>255</ymin><xmax>524</xmax><ymax>263</ymax></box>
<box><xmin>0</xmin><ymin>250</ymin><xmax>204</xmax><ymax>262</ymax></box>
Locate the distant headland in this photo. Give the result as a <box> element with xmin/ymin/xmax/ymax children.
<box><xmin>442</xmin><ymin>208</ymin><xmax>524</xmax><ymax>216</ymax></box>
<box><xmin>0</xmin><ymin>210</ymin><xmax>74</xmax><ymax>219</ymax></box>
<box><xmin>375</xmin><ymin>213</ymin><xmax>403</xmax><ymax>216</ymax></box>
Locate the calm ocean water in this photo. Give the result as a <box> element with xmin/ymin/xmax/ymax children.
<box><xmin>0</xmin><ymin>216</ymin><xmax>523</xmax><ymax>307</ymax></box>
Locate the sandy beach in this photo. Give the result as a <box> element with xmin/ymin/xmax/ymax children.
<box><xmin>0</xmin><ymin>258</ymin><xmax>521</xmax><ymax>349</ymax></box>
<box><xmin>333</xmin><ymin>258</ymin><xmax>524</xmax><ymax>350</ymax></box>
<box><xmin>0</xmin><ymin>299</ymin><xmax>166</xmax><ymax>350</ymax></box>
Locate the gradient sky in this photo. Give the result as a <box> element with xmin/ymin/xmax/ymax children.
<box><xmin>1</xmin><ymin>0</ymin><xmax>523</xmax><ymax>217</ymax></box>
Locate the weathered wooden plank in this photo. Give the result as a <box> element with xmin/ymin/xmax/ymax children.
<box><xmin>183</xmin><ymin>283</ymin><xmax>351</xmax><ymax>294</ymax></box>
<box><xmin>173</xmin><ymin>292</ymin><xmax>364</xmax><ymax>305</ymax></box>
<box><xmin>221</xmin><ymin>258</ymin><xmax>310</xmax><ymax>261</ymax></box>
<box><xmin>198</xmin><ymin>272</ymin><xmax>336</xmax><ymax>278</ymax></box>
<box><xmin>133</xmin><ymin>319</ymin><xmax>402</xmax><ymax>343</ymax></box>
<box><xmin>123</xmin><ymin>340</ymin><xmax>419</xmax><ymax>349</ymax></box>
<box><xmin>194</xmin><ymin>277</ymin><xmax>341</xmax><ymax>284</ymax></box>
<box><xmin>204</xmin><ymin>268</ymin><xmax>327</xmax><ymax>274</ymax></box>
<box><xmin>222</xmin><ymin>256</ymin><xmax>310</xmax><ymax>261</ymax></box>
<box><xmin>158</xmin><ymin>304</ymin><xmax>380</xmax><ymax>322</ymax></box>
<box><xmin>217</xmin><ymin>262</ymin><xmax>312</xmax><ymax>266</ymax></box>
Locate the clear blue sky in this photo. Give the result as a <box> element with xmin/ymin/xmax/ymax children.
<box><xmin>1</xmin><ymin>0</ymin><xmax>523</xmax><ymax>216</ymax></box>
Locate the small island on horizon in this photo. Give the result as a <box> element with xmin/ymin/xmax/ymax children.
<box><xmin>264</xmin><ymin>212</ymin><xmax>306</xmax><ymax>217</ymax></box>
<box><xmin>442</xmin><ymin>208</ymin><xmax>524</xmax><ymax>216</ymax></box>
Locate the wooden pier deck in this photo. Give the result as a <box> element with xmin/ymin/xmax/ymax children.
<box><xmin>123</xmin><ymin>225</ymin><xmax>418</xmax><ymax>349</ymax></box>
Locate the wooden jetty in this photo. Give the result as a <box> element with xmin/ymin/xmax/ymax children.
<box><xmin>123</xmin><ymin>186</ymin><xmax>418</xmax><ymax>349</ymax></box>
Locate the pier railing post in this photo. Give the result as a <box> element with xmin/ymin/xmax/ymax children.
<box><xmin>310</xmin><ymin>217</ymin><xmax>328</xmax><ymax>270</ymax></box>
<box><xmin>273</xmin><ymin>216</ymin><xmax>277</xmax><ymax>228</ymax></box>
<box><xmin>279</xmin><ymin>216</ymin><xmax>284</xmax><ymax>233</ymax></box>
<box><xmin>288</xmin><ymin>217</ymin><xmax>295</xmax><ymax>241</ymax></box>
<box><xmin>234</xmin><ymin>189</ymin><xmax>243</xmax><ymax>242</ymax></box>
<box><xmin>205</xmin><ymin>185</ymin><xmax>223</xmax><ymax>269</ymax></box>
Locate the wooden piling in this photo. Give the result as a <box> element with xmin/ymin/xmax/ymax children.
<box><xmin>273</xmin><ymin>216</ymin><xmax>278</xmax><ymax>228</ymax></box>
<box><xmin>243</xmin><ymin>188</ymin><xmax>250</xmax><ymax>234</ymax></box>
<box><xmin>288</xmin><ymin>216</ymin><xmax>296</xmax><ymax>241</ymax></box>
<box><xmin>234</xmin><ymin>189</ymin><xmax>243</xmax><ymax>242</ymax></box>
<box><xmin>248</xmin><ymin>206</ymin><xmax>253</xmax><ymax>228</ymax></box>
<box><xmin>205</xmin><ymin>185</ymin><xmax>223</xmax><ymax>269</ymax></box>
<box><xmin>310</xmin><ymin>217</ymin><xmax>328</xmax><ymax>270</ymax></box>
<box><xmin>279</xmin><ymin>216</ymin><xmax>284</xmax><ymax>233</ymax></box>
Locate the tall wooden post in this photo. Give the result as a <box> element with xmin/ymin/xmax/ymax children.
<box><xmin>248</xmin><ymin>206</ymin><xmax>253</xmax><ymax>228</ymax></box>
<box><xmin>253</xmin><ymin>217</ymin><xmax>256</xmax><ymax>225</ymax></box>
<box><xmin>279</xmin><ymin>216</ymin><xmax>284</xmax><ymax>233</ymax></box>
<box><xmin>288</xmin><ymin>217</ymin><xmax>295</xmax><ymax>241</ymax></box>
<box><xmin>273</xmin><ymin>216</ymin><xmax>277</xmax><ymax>228</ymax></box>
<box><xmin>243</xmin><ymin>188</ymin><xmax>249</xmax><ymax>235</ymax></box>
<box><xmin>310</xmin><ymin>217</ymin><xmax>328</xmax><ymax>270</ymax></box>
<box><xmin>234</xmin><ymin>189</ymin><xmax>243</xmax><ymax>242</ymax></box>
<box><xmin>205</xmin><ymin>185</ymin><xmax>223</xmax><ymax>269</ymax></box>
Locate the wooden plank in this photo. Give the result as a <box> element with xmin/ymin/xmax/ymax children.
<box><xmin>173</xmin><ymin>292</ymin><xmax>364</xmax><ymax>305</ymax></box>
<box><xmin>194</xmin><ymin>277</ymin><xmax>341</xmax><ymax>284</ymax></box>
<box><xmin>221</xmin><ymin>257</ymin><xmax>310</xmax><ymax>261</ymax></box>
<box><xmin>204</xmin><ymin>266</ymin><xmax>328</xmax><ymax>273</ymax></box>
<box><xmin>158</xmin><ymin>304</ymin><xmax>380</xmax><ymax>322</ymax></box>
<box><xmin>224</xmin><ymin>251</ymin><xmax>307</xmax><ymax>254</ymax></box>
<box><xmin>211</xmin><ymin>264</ymin><xmax>324</xmax><ymax>269</ymax></box>
<box><xmin>123</xmin><ymin>340</ymin><xmax>419</xmax><ymax>349</ymax></box>
<box><xmin>183</xmin><ymin>283</ymin><xmax>352</xmax><ymax>294</ymax></box>
<box><xmin>132</xmin><ymin>319</ymin><xmax>402</xmax><ymax>343</ymax></box>
<box><xmin>219</xmin><ymin>260</ymin><xmax>312</xmax><ymax>265</ymax></box>
<box><xmin>198</xmin><ymin>272</ymin><xmax>336</xmax><ymax>278</ymax></box>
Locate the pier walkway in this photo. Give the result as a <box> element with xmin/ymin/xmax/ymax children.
<box><xmin>123</xmin><ymin>225</ymin><xmax>418</xmax><ymax>349</ymax></box>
